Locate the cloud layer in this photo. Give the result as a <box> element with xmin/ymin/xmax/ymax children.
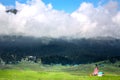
<box><xmin>0</xmin><ymin>0</ymin><xmax>120</xmax><ymax>38</ymax></box>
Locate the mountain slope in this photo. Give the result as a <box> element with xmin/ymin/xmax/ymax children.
<box><xmin>0</xmin><ymin>35</ymin><xmax>120</xmax><ymax>64</ymax></box>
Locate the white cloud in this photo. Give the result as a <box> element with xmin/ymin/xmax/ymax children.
<box><xmin>0</xmin><ymin>0</ymin><xmax>120</xmax><ymax>38</ymax></box>
<box><xmin>71</xmin><ymin>1</ymin><xmax>120</xmax><ymax>38</ymax></box>
<box><xmin>113</xmin><ymin>12</ymin><xmax>120</xmax><ymax>25</ymax></box>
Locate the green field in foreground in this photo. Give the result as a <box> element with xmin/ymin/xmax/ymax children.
<box><xmin>0</xmin><ymin>61</ymin><xmax>120</xmax><ymax>80</ymax></box>
<box><xmin>0</xmin><ymin>70</ymin><xmax>120</xmax><ymax>80</ymax></box>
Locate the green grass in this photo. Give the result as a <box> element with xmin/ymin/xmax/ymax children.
<box><xmin>0</xmin><ymin>69</ymin><xmax>120</xmax><ymax>80</ymax></box>
<box><xmin>0</xmin><ymin>61</ymin><xmax>120</xmax><ymax>80</ymax></box>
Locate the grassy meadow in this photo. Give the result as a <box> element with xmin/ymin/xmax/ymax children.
<box><xmin>0</xmin><ymin>61</ymin><xmax>120</xmax><ymax>80</ymax></box>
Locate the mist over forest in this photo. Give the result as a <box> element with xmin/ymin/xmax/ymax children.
<box><xmin>0</xmin><ymin>0</ymin><xmax>120</xmax><ymax>65</ymax></box>
<box><xmin>0</xmin><ymin>35</ymin><xmax>120</xmax><ymax>64</ymax></box>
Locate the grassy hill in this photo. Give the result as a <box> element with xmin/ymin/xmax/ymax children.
<box><xmin>0</xmin><ymin>61</ymin><xmax>120</xmax><ymax>80</ymax></box>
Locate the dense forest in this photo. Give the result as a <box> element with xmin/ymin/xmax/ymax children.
<box><xmin>0</xmin><ymin>35</ymin><xmax>120</xmax><ymax>64</ymax></box>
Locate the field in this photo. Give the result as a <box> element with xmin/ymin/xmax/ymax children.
<box><xmin>0</xmin><ymin>61</ymin><xmax>120</xmax><ymax>80</ymax></box>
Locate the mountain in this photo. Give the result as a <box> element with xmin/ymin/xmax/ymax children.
<box><xmin>0</xmin><ymin>35</ymin><xmax>120</xmax><ymax>64</ymax></box>
<box><xmin>6</xmin><ymin>9</ymin><xmax>18</xmax><ymax>14</ymax></box>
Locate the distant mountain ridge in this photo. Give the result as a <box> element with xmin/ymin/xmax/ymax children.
<box><xmin>0</xmin><ymin>35</ymin><xmax>120</xmax><ymax>64</ymax></box>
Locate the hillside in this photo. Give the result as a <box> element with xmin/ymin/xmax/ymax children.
<box><xmin>0</xmin><ymin>35</ymin><xmax>120</xmax><ymax>64</ymax></box>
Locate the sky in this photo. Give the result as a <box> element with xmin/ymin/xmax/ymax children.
<box><xmin>0</xmin><ymin>0</ymin><xmax>120</xmax><ymax>38</ymax></box>
<box><xmin>0</xmin><ymin>0</ymin><xmax>113</xmax><ymax>13</ymax></box>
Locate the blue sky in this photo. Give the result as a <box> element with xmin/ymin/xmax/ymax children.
<box><xmin>0</xmin><ymin>0</ymin><xmax>112</xmax><ymax>13</ymax></box>
<box><xmin>42</xmin><ymin>0</ymin><xmax>101</xmax><ymax>13</ymax></box>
